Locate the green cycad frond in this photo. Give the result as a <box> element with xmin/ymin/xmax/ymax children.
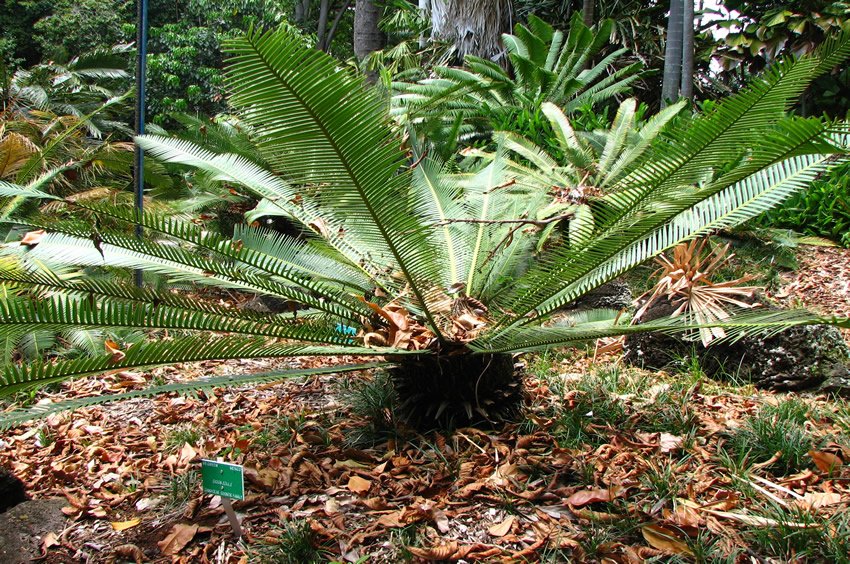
<box><xmin>491</xmin><ymin>135</ymin><xmax>845</xmax><ymax>334</ymax></box>
<box><xmin>134</xmin><ymin>134</ymin><xmax>384</xmax><ymax>278</ymax></box>
<box><xmin>409</xmin><ymin>154</ymin><xmax>471</xmax><ymax>286</ymax></box>
<box><xmin>5</xmin><ymin>229</ymin><xmax>361</xmax><ymax>320</ymax></box>
<box><xmin>225</xmin><ymin>29</ymin><xmax>445</xmax><ymax>335</ymax></box>
<box><xmin>475</xmin><ymin>309</ymin><xmax>843</xmax><ymax>353</ymax></box>
<box><xmin>0</xmin><ymin>335</ymin><xmax>403</xmax><ymax>397</ymax></box>
<box><xmin>0</xmin><ymin>294</ymin><xmax>347</xmax><ymax>343</ymax></box>
<box><xmin>520</xmin><ymin>151</ymin><xmax>843</xmax><ymax>321</ymax></box>
<box><xmin>393</xmin><ymin>13</ymin><xmax>642</xmax><ymax>147</ymax></box>
<box><xmin>77</xmin><ymin>202</ymin><xmax>375</xmax><ymax>300</ymax></box>
<box><xmin>0</xmin><ymin>363</ymin><xmax>386</xmax><ymax>431</ymax></box>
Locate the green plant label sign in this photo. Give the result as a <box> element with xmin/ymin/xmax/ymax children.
<box><xmin>201</xmin><ymin>459</ymin><xmax>244</xmax><ymax>500</ymax></box>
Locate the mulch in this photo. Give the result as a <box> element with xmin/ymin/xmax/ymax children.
<box><xmin>770</xmin><ymin>244</ymin><xmax>850</xmax><ymax>345</ymax></box>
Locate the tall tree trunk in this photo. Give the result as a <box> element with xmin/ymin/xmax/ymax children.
<box><xmin>581</xmin><ymin>0</ymin><xmax>595</xmax><ymax>28</ymax></box>
<box><xmin>317</xmin><ymin>0</ymin><xmax>331</xmax><ymax>50</ymax></box>
<box><xmin>324</xmin><ymin>0</ymin><xmax>353</xmax><ymax>51</ymax></box>
<box><xmin>661</xmin><ymin>0</ymin><xmax>684</xmax><ymax>107</ymax></box>
<box><xmin>430</xmin><ymin>0</ymin><xmax>512</xmax><ymax>62</ymax></box>
<box><xmin>419</xmin><ymin>0</ymin><xmax>429</xmax><ymax>48</ymax></box>
<box><xmin>354</xmin><ymin>0</ymin><xmax>385</xmax><ymax>62</ymax></box>
<box><xmin>294</xmin><ymin>0</ymin><xmax>309</xmax><ymax>25</ymax></box>
<box><xmin>680</xmin><ymin>0</ymin><xmax>695</xmax><ymax>100</ymax></box>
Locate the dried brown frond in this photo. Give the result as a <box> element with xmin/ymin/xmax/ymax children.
<box><xmin>634</xmin><ymin>239</ymin><xmax>762</xmax><ymax>346</ymax></box>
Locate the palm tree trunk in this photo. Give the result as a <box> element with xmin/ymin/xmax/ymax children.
<box><xmin>429</xmin><ymin>0</ymin><xmax>512</xmax><ymax>62</ymax></box>
<box><xmin>581</xmin><ymin>0</ymin><xmax>595</xmax><ymax>27</ymax></box>
<box><xmin>419</xmin><ymin>0</ymin><xmax>429</xmax><ymax>48</ymax></box>
<box><xmin>680</xmin><ymin>0</ymin><xmax>695</xmax><ymax>100</ymax></box>
<box><xmin>661</xmin><ymin>0</ymin><xmax>684</xmax><ymax>107</ymax></box>
<box><xmin>354</xmin><ymin>0</ymin><xmax>385</xmax><ymax>61</ymax></box>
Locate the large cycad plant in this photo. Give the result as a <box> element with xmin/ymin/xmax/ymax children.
<box><xmin>1</xmin><ymin>29</ymin><xmax>849</xmax><ymax>429</ymax></box>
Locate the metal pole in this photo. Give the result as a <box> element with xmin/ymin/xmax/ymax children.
<box><xmin>134</xmin><ymin>0</ymin><xmax>149</xmax><ymax>287</ymax></box>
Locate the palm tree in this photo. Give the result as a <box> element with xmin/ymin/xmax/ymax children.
<box><xmin>0</xmin><ymin>28</ymin><xmax>848</xmax><ymax>429</ymax></box>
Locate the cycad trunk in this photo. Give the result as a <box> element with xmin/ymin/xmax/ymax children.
<box><xmin>429</xmin><ymin>0</ymin><xmax>512</xmax><ymax>62</ymax></box>
<box><xmin>391</xmin><ymin>351</ymin><xmax>521</xmax><ymax>428</ymax></box>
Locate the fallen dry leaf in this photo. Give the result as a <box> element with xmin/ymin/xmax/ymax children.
<box><xmin>40</xmin><ymin>532</ymin><xmax>60</xmax><ymax>554</ymax></box>
<box><xmin>809</xmin><ymin>450</ymin><xmax>843</xmax><ymax>475</ymax></box>
<box><xmin>157</xmin><ymin>523</ymin><xmax>199</xmax><ymax>556</ymax></box>
<box><xmin>433</xmin><ymin>508</ymin><xmax>450</xmax><ymax>534</ymax></box>
<box><xmin>567</xmin><ymin>486</ymin><xmax>624</xmax><ymax>507</ymax></box>
<box><xmin>112</xmin><ymin>544</ymin><xmax>145</xmax><ymax>563</ymax></box>
<box><xmin>488</xmin><ymin>515</ymin><xmax>515</xmax><ymax>537</ymax></box>
<box><xmin>376</xmin><ymin>510</ymin><xmax>404</xmax><ymax>528</ymax></box>
<box><xmin>346</xmin><ymin>475</ymin><xmax>372</xmax><ymax>495</ymax></box>
<box><xmin>659</xmin><ymin>433</ymin><xmax>684</xmax><ymax>453</ymax></box>
<box><xmin>104</xmin><ymin>340</ymin><xmax>126</xmax><ymax>363</ymax></box>
<box><xmin>110</xmin><ymin>518</ymin><xmax>141</xmax><ymax>531</ymax></box>
<box><xmin>792</xmin><ymin>491</ymin><xmax>842</xmax><ymax>511</ymax></box>
<box><xmin>641</xmin><ymin>523</ymin><xmax>693</xmax><ymax>556</ymax></box>
<box><xmin>20</xmin><ymin>229</ymin><xmax>46</xmax><ymax>246</ymax></box>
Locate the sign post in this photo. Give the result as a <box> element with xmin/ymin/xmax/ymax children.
<box><xmin>201</xmin><ymin>459</ymin><xmax>244</xmax><ymax>538</ymax></box>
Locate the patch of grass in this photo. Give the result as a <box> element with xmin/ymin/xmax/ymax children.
<box><xmin>684</xmin><ymin>530</ymin><xmax>732</xmax><ymax>563</ymax></box>
<box><xmin>163</xmin><ymin>470</ymin><xmax>199</xmax><ymax>511</ymax></box>
<box><xmin>639</xmin><ymin>460</ymin><xmax>686</xmax><ymax>509</ymax></box>
<box><xmin>252</xmin><ymin>421</ymin><xmax>295</xmax><ymax>448</ymax></box>
<box><xmin>336</xmin><ymin>371</ymin><xmax>401</xmax><ymax>446</ymax></box>
<box><xmin>164</xmin><ymin>424</ymin><xmax>202</xmax><ymax>452</ymax></box>
<box><xmin>575</xmin><ymin>524</ymin><xmax>618</xmax><ymax>561</ymax></box>
<box><xmin>761</xmin><ymin>396</ymin><xmax>816</xmax><ymax>425</ymax></box>
<box><xmin>253</xmin><ymin>520</ymin><xmax>330</xmax><ymax>564</ymax></box>
<box><xmin>723</xmin><ymin>403</ymin><xmax>814</xmax><ymax>475</ymax></box>
<box><xmin>741</xmin><ymin>504</ymin><xmax>850</xmax><ymax>562</ymax></box>
<box><xmin>551</xmin><ymin>366</ymin><xmax>645</xmax><ymax>448</ymax></box>
<box><xmin>636</xmin><ymin>381</ymin><xmax>700</xmax><ymax>436</ymax></box>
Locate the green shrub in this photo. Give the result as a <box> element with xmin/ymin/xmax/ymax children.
<box><xmin>758</xmin><ymin>159</ymin><xmax>850</xmax><ymax>246</ymax></box>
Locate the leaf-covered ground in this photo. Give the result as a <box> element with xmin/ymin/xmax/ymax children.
<box><xmin>2</xmin><ymin>244</ymin><xmax>850</xmax><ymax>563</ymax></box>
<box><xmin>2</xmin><ymin>350</ymin><xmax>850</xmax><ymax>563</ymax></box>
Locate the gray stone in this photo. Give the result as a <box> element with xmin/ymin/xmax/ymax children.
<box><xmin>565</xmin><ymin>281</ymin><xmax>633</xmax><ymax>312</ymax></box>
<box><xmin>624</xmin><ymin>300</ymin><xmax>850</xmax><ymax>391</ymax></box>
<box><xmin>819</xmin><ymin>364</ymin><xmax>850</xmax><ymax>397</ymax></box>
<box><xmin>0</xmin><ymin>498</ymin><xmax>67</xmax><ymax>563</ymax></box>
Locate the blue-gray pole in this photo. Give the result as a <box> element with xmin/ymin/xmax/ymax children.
<box><xmin>134</xmin><ymin>0</ymin><xmax>148</xmax><ymax>286</ymax></box>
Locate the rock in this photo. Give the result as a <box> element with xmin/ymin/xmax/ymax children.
<box><xmin>239</xmin><ymin>294</ymin><xmax>295</xmax><ymax>314</ymax></box>
<box><xmin>0</xmin><ymin>498</ymin><xmax>67</xmax><ymax>563</ymax></box>
<box><xmin>623</xmin><ymin>300</ymin><xmax>850</xmax><ymax>391</ymax></box>
<box><xmin>0</xmin><ymin>466</ymin><xmax>28</xmax><ymax>513</ymax></box>
<box><xmin>819</xmin><ymin>364</ymin><xmax>850</xmax><ymax>397</ymax></box>
<box><xmin>565</xmin><ymin>281</ymin><xmax>633</xmax><ymax>311</ymax></box>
